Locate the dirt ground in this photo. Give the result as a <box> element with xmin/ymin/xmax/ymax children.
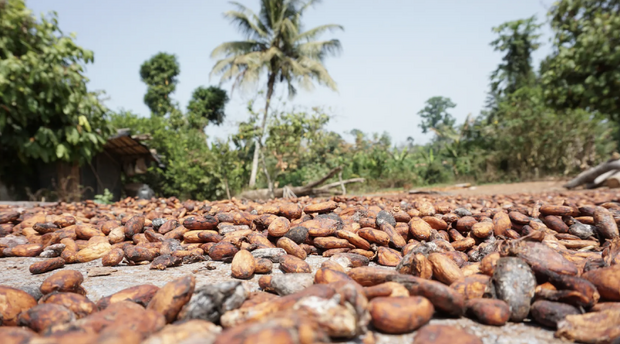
<box><xmin>400</xmin><ymin>180</ymin><xmax>568</xmax><ymax>196</ymax></box>
<box><xmin>0</xmin><ymin>181</ymin><xmax>584</xmax><ymax>343</ymax></box>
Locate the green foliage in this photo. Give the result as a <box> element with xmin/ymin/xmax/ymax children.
<box><xmin>140</xmin><ymin>53</ymin><xmax>180</xmax><ymax>116</ymax></box>
<box><xmin>6</xmin><ymin>0</ymin><xmax>616</xmax><ymax>202</ymax></box>
<box><xmin>0</xmin><ymin>0</ymin><xmax>112</xmax><ymax>191</ymax></box>
<box><xmin>108</xmin><ymin>52</ymin><xmax>238</xmax><ymax>200</ymax></box>
<box><xmin>471</xmin><ymin>86</ymin><xmax>616</xmax><ymax>180</ymax></box>
<box><xmin>94</xmin><ymin>188</ymin><xmax>114</xmax><ymax>204</ymax></box>
<box><xmin>417</xmin><ymin>97</ymin><xmax>456</xmax><ymax>134</ymax></box>
<box><xmin>542</xmin><ymin>0</ymin><xmax>620</xmax><ymax>122</ymax></box>
<box><xmin>490</xmin><ymin>17</ymin><xmax>542</xmax><ymax>97</ymax></box>
<box><xmin>187</xmin><ymin>86</ymin><xmax>229</xmax><ymax>129</ymax></box>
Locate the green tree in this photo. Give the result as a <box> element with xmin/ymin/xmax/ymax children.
<box><xmin>542</xmin><ymin>0</ymin><xmax>620</xmax><ymax>122</ymax></box>
<box><xmin>111</xmin><ymin>54</ymin><xmax>235</xmax><ymax>200</ymax></box>
<box><xmin>489</xmin><ymin>16</ymin><xmax>541</xmax><ymax>98</ymax></box>
<box><xmin>211</xmin><ymin>0</ymin><xmax>343</xmax><ymax>188</ymax></box>
<box><xmin>140</xmin><ymin>52</ymin><xmax>180</xmax><ymax>116</ymax></box>
<box><xmin>187</xmin><ymin>86</ymin><xmax>229</xmax><ymax>129</ymax></box>
<box><xmin>417</xmin><ymin>97</ymin><xmax>456</xmax><ymax>134</ymax></box>
<box><xmin>0</xmin><ymin>0</ymin><xmax>112</xmax><ymax>188</ymax></box>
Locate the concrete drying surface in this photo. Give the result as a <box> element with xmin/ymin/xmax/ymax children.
<box><xmin>0</xmin><ymin>256</ymin><xmax>567</xmax><ymax>344</ymax></box>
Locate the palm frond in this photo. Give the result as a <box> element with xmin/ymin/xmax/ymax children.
<box><xmin>297</xmin><ymin>39</ymin><xmax>342</xmax><ymax>60</ymax></box>
<box><xmin>280</xmin><ymin>17</ymin><xmax>299</xmax><ymax>38</ymax></box>
<box><xmin>210</xmin><ymin>56</ymin><xmax>237</xmax><ymax>78</ymax></box>
<box><xmin>299</xmin><ymin>58</ymin><xmax>338</xmax><ymax>91</ymax></box>
<box><xmin>299</xmin><ymin>0</ymin><xmax>321</xmax><ymax>15</ymax></box>
<box><xmin>226</xmin><ymin>2</ymin><xmax>269</xmax><ymax>39</ymax></box>
<box><xmin>295</xmin><ymin>24</ymin><xmax>343</xmax><ymax>42</ymax></box>
<box><xmin>210</xmin><ymin>41</ymin><xmax>265</xmax><ymax>58</ymax></box>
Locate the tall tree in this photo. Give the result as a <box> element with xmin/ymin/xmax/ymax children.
<box><xmin>211</xmin><ymin>0</ymin><xmax>343</xmax><ymax>188</ymax></box>
<box><xmin>489</xmin><ymin>17</ymin><xmax>541</xmax><ymax>98</ymax></box>
<box><xmin>140</xmin><ymin>52</ymin><xmax>180</xmax><ymax>116</ymax></box>
<box><xmin>417</xmin><ymin>97</ymin><xmax>457</xmax><ymax>134</ymax></box>
<box><xmin>187</xmin><ymin>86</ymin><xmax>229</xmax><ymax>130</ymax></box>
<box><xmin>0</xmin><ymin>0</ymin><xmax>112</xmax><ymax>188</ymax></box>
<box><xmin>542</xmin><ymin>0</ymin><xmax>620</xmax><ymax>122</ymax></box>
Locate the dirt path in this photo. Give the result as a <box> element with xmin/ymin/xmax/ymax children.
<box><xmin>438</xmin><ymin>180</ymin><xmax>567</xmax><ymax>195</ymax></box>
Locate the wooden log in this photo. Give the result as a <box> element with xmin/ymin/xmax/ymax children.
<box><xmin>564</xmin><ymin>160</ymin><xmax>620</xmax><ymax>189</ymax></box>
<box><xmin>237</xmin><ymin>167</ymin><xmax>365</xmax><ymax>200</ymax></box>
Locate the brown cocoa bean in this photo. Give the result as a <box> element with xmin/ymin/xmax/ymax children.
<box><xmin>582</xmin><ymin>264</ymin><xmax>620</xmax><ymax>301</ymax></box>
<box><xmin>0</xmin><ymin>286</ymin><xmax>37</xmax><ymax>326</ymax></box>
<box><xmin>147</xmin><ymin>275</ymin><xmax>196</xmax><ymax>323</ymax></box>
<box><xmin>428</xmin><ymin>252</ymin><xmax>464</xmax><ymax>285</ymax></box>
<box><xmin>465</xmin><ymin>298</ymin><xmax>510</xmax><ymax>326</ymax></box>
<box><xmin>369</xmin><ymin>296</ymin><xmax>433</xmax><ymax>334</ymax></box>
<box><xmin>277</xmin><ymin>236</ymin><xmax>307</xmax><ymax>260</ymax></box>
<box><xmin>279</xmin><ymin>254</ymin><xmax>311</xmax><ymax>273</ymax></box>
<box><xmin>303</xmin><ymin>201</ymin><xmax>337</xmax><ymax>214</ymax></box>
<box><xmin>231</xmin><ymin>249</ymin><xmax>256</xmax><ymax>279</ymax></box>
<box><xmin>40</xmin><ymin>292</ymin><xmax>96</xmax><ymax>319</ymax></box>
<box><xmin>268</xmin><ymin>216</ymin><xmax>291</xmax><ymax>237</ymax></box>
<box><xmin>102</xmin><ymin>247</ymin><xmax>125</xmax><ymax>266</ymax></box>
<box><xmin>530</xmin><ymin>300</ymin><xmax>580</xmax><ymax>328</ymax></box>
<box><xmin>376</xmin><ymin>246</ymin><xmax>402</xmax><ymax>267</ymax></box>
<box><xmin>358</xmin><ymin>228</ymin><xmax>390</xmax><ymax>246</ymax></box>
<box><xmin>18</xmin><ymin>303</ymin><xmax>75</xmax><ymax>333</ymax></box>
<box><xmin>29</xmin><ymin>257</ymin><xmax>65</xmax><ymax>274</ymax></box>
<box><xmin>337</xmin><ymin>230</ymin><xmax>371</xmax><ymax>250</ymax></box>
<box><xmin>40</xmin><ymin>269</ymin><xmax>84</xmax><ymax>295</ymax></box>
<box><xmin>409</xmin><ymin>218</ymin><xmax>433</xmax><ymax>241</ymax></box>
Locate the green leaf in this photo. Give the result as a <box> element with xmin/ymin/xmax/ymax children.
<box><xmin>56</xmin><ymin>144</ymin><xmax>68</xmax><ymax>159</ymax></box>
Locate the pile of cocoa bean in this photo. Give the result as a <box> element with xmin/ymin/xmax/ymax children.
<box><xmin>0</xmin><ymin>189</ymin><xmax>619</xmax><ymax>343</ymax></box>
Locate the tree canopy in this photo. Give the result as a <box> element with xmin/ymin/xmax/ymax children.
<box><xmin>417</xmin><ymin>97</ymin><xmax>457</xmax><ymax>134</ymax></box>
<box><xmin>140</xmin><ymin>52</ymin><xmax>180</xmax><ymax>116</ymax></box>
<box><xmin>542</xmin><ymin>0</ymin><xmax>620</xmax><ymax>121</ymax></box>
<box><xmin>187</xmin><ymin>86</ymin><xmax>229</xmax><ymax>129</ymax></box>
<box><xmin>211</xmin><ymin>0</ymin><xmax>343</xmax><ymax>97</ymax></box>
<box><xmin>490</xmin><ymin>16</ymin><xmax>541</xmax><ymax>98</ymax></box>
<box><xmin>0</xmin><ymin>0</ymin><xmax>111</xmax><ymax>169</ymax></box>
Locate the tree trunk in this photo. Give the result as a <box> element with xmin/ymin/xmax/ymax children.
<box><xmin>248</xmin><ymin>73</ymin><xmax>277</xmax><ymax>188</ymax></box>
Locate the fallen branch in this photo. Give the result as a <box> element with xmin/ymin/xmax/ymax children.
<box><xmin>237</xmin><ymin>167</ymin><xmax>364</xmax><ymax>200</ymax></box>
<box><xmin>316</xmin><ymin>178</ymin><xmax>366</xmax><ymax>190</ymax></box>
<box><xmin>564</xmin><ymin>159</ymin><xmax>620</xmax><ymax>189</ymax></box>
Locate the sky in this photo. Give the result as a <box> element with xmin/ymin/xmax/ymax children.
<box><xmin>27</xmin><ymin>0</ymin><xmax>555</xmax><ymax>145</ymax></box>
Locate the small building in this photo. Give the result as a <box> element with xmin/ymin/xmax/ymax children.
<box><xmin>0</xmin><ymin>130</ymin><xmax>162</xmax><ymax>202</ymax></box>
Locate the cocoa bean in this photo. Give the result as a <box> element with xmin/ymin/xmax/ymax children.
<box><xmin>465</xmin><ymin>298</ymin><xmax>510</xmax><ymax>326</ymax></box>
<box><xmin>279</xmin><ymin>254</ymin><xmax>311</xmax><ymax>273</ymax></box>
<box><xmin>491</xmin><ymin>257</ymin><xmax>536</xmax><ymax>322</ymax></box>
<box><xmin>231</xmin><ymin>250</ymin><xmax>256</xmax><ymax>279</ymax></box>
<box><xmin>40</xmin><ymin>269</ymin><xmax>85</xmax><ymax>295</ymax></box>
<box><xmin>147</xmin><ymin>275</ymin><xmax>196</xmax><ymax>323</ymax></box>
<box><xmin>0</xmin><ymin>286</ymin><xmax>37</xmax><ymax>326</ymax></box>
<box><xmin>387</xmin><ymin>274</ymin><xmax>465</xmax><ymax>317</ymax></box>
<box><xmin>18</xmin><ymin>303</ymin><xmax>75</xmax><ymax>333</ymax></box>
<box><xmin>29</xmin><ymin>257</ymin><xmax>65</xmax><ymax>274</ymax></box>
<box><xmin>97</xmin><ymin>284</ymin><xmax>160</xmax><ymax>310</ymax></box>
<box><xmin>369</xmin><ymin>296</ymin><xmax>433</xmax><ymax>334</ymax></box>
<box><xmin>40</xmin><ymin>292</ymin><xmax>96</xmax><ymax>318</ymax></box>
<box><xmin>530</xmin><ymin>300</ymin><xmax>580</xmax><ymax>329</ymax></box>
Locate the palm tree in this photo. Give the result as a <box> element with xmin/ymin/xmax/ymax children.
<box><xmin>211</xmin><ymin>0</ymin><xmax>343</xmax><ymax>188</ymax></box>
